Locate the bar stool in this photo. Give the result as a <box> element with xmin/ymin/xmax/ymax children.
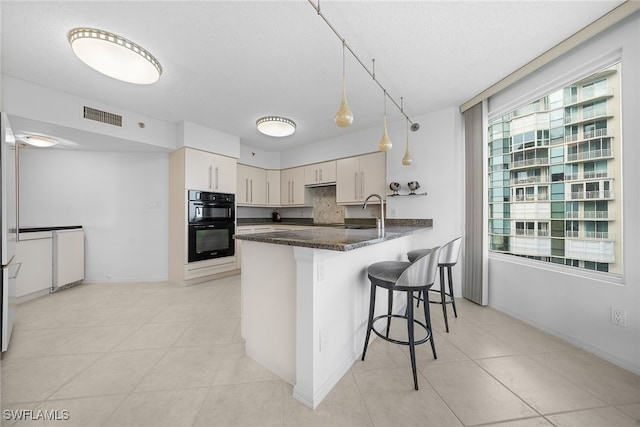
<box><xmin>361</xmin><ymin>246</ymin><xmax>441</xmax><ymax>390</ymax></box>
<box><xmin>407</xmin><ymin>237</ymin><xmax>462</xmax><ymax>333</ymax></box>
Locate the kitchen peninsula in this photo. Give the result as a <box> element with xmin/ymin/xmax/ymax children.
<box><xmin>236</xmin><ymin>221</ymin><xmax>432</xmax><ymax>409</ymax></box>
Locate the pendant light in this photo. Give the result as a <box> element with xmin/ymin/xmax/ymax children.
<box><xmin>402</xmin><ymin>117</ymin><xmax>413</xmax><ymax>166</ymax></box>
<box><xmin>334</xmin><ymin>40</ymin><xmax>353</xmax><ymax>127</ymax></box>
<box><xmin>378</xmin><ymin>90</ymin><xmax>392</xmax><ymax>152</ymax></box>
<box><xmin>309</xmin><ymin>0</ymin><xmax>421</xmax><ymax>146</ymax></box>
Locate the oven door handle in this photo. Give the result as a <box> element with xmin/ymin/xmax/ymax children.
<box><xmin>193</xmin><ymin>224</ymin><xmax>218</xmax><ymax>229</ymax></box>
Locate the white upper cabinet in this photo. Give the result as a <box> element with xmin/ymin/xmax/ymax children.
<box><xmin>304</xmin><ymin>160</ymin><xmax>337</xmax><ymax>186</ymax></box>
<box><xmin>336</xmin><ymin>152</ymin><xmax>386</xmax><ymax>204</ymax></box>
<box><xmin>266</xmin><ymin>170</ymin><xmax>280</xmax><ymax>206</ymax></box>
<box><xmin>184</xmin><ymin>148</ymin><xmax>237</xmax><ymax>194</ymax></box>
<box><xmin>280</xmin><ymin>166</ymin><xmax>307</xmax><ymax>206</ymax></box>
<box><xmin>237</xmin><ymin>164</ymin><xmax>267</xmax><ymax>206</ymax></box>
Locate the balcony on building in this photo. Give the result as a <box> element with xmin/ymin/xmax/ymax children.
<box><xmin>564</xmin><ymin>86</ymin><xmax>615</xmax><ymax>108</ymax></box>
<box><xmin>569</xmin><ymin>190</ymin><xmax>614</xmax><ymax>201</ymax></box>
<box><xmin>564</xmin><ymin>127</ymin><xmax>614</xmax><ymax>144</ymax></box>
<box><xmin>565</xmin><ymin>238</ymin><xmax>615</xmax><ymax>263</ymax></box>
<box><xmin>511</xmin><ymin>147</ymin><xmax>550</xmax><ymax>170</ymax></box>
<box><xmin>565</xmin><ymin>210</ymin><xmax>615</xmax><ymax>221</ymax></box>
<box><xmin>565</xmin><ymin>230</ymin><xmax>615</xmax><ymax>240</ymax></box>
<box><xmin>564</xmin><ymin>107</ymin><xmax>614</xmax><ymax>126</ymax></box>
<box><xmin>566</xmin><ymin>147</ymin><xmax>613</xmax><ymax>163</ymax></box>
<box><xmin>511</xmin><ymin>175</ymin><xmax>550</xmax><ymax>185</ymax></box>
<box><xmin>565</xmin><ymin>169</ymin><xmax>614</xmax><ymax>182</ymax></box>
<box><xmin>510</xmin><ymin>236</ymin><xmax>552</xmax><ymax>257</ymax></box>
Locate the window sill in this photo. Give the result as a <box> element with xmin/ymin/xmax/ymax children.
<box><xmin>488</xmin><ymin>252</ymin><xmax>624</xmax><ymax>286</ymax></box>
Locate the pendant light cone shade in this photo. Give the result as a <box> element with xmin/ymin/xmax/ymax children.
<box><xmin>68</xmin><ymin>28</ymin><xmax>162</xmax><ymax>84</ymax></box>
<box><xmin>402</xmin><ymin>119</ymin><xmax>413</xmax><ymax>165</ymax></box>
<box><xmin>335</xmin><ymin>41</ymin><xmax>353</xmax><ymax>127</ymax></box>
<box><xmin>335</xmin><ymin>77</ymin><xmax>353</xmax><ymax>127</ymax></box>
<box><xmin>378</xmin><ymin>116</ymin><xmax>392</xmax><ymax>152</ymax></box>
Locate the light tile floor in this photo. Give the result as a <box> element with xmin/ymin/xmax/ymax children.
<box><xmin>2</xmin><ymin>276</ymin><xmax>640</xmax><ymax>426</ymax></box>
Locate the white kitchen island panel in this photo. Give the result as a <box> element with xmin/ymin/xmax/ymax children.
<box><xmin>240</xmin><ymin>226</ymin><xmax>431</xmax><ymax>409</ymax></box>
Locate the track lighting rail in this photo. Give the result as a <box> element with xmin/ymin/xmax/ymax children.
<box><xmin>308</xmin><ymin>0</ymin><xmax>418</xmax><ymax>129</ymax></box>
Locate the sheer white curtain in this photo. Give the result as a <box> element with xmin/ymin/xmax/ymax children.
<box><xmin>462</xmin><ymin>102</ymin><xmax>488</xmax><ymax>305</ymax></box>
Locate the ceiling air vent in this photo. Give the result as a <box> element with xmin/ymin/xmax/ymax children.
<box><xmin>83</xmin><ymin>106</ymin><xmax>122</xmax><ymax>127</ymax></box>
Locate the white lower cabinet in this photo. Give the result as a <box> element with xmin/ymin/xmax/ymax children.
<box><xmin>15</xmin><ymin>232</ymin><xmax>53</xmax><ymax>299</ymax></box>
<box><xmin>15</xmin><ymin>228</ymin><xmax>85</xmax><ymax>300</ymax></box>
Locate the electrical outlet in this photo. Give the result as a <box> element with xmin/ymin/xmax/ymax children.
<box><xmin>611</xmin><ymin>307</ymin><xmax>627</xmax><ymax>327</ymax></box>
<box><xmin>317</xmin><ymin>262</ymin><xmax>325</xmax><ymax>282</ymax></box>
<box><xmin>320</xmin><ymin>330</ymin><xmax>328</xmax><ymax>351</ymax></box>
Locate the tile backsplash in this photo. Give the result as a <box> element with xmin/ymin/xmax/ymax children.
<box><xmin>310</xmin><ymin>186</ymin><xmax>345</xmax><ymax>224</ymax></box>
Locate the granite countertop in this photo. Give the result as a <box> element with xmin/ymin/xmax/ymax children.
<box><xmin>234</xmin><ymin>225</ymin><xmax>432</xmax><ymax>251</ymax></box>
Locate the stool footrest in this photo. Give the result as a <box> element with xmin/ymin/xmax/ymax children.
<box><xmin>371</xmin><ymin>314</ymin><xmax>432</xmax><ymax>346</ymax></box>
<box><xmin>427</xmin><ymin>289</ymin><xmax>455</xmax><ymax>305</ymax></box>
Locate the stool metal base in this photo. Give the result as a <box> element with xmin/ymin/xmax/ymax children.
<box><xmin>362</xmin><ymin>287</ymin><xmax>437</xmax><ymax>390</ymax></box>
<box><xmin>416</xmin><ymin>265</ymin><xmax>458</xmax><ymax>332</ymax></box>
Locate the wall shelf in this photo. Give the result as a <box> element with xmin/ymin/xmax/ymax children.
<box><xmin>387</xmin><ymin>192</ymin><xmax>428</xmax><ymax>197</ymax></box>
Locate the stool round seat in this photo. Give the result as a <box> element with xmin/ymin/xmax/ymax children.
<box><xmin>361</xmin><ymin>246</ymin><xmax>441</xmax><ymax>390</ymax></box>
<box><xmin>367</xmin><ymin>261</ymin><xmax>422</xmax><ymax>291</ymax></box>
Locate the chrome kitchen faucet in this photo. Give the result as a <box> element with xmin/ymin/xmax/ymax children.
<box><xmin>363</xmin><ymin>194</ymin><xmax>384</xmax><ymax>230</ymax></box>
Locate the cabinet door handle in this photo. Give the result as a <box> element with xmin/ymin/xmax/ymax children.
<box><xmin>215</xmin><ymin>167</ymin><xmax>219</xmax><ymax>190</ymax></box>
<box><xmin>208</xmin><ymin>166</ymin><xmax>213</xmax><ymax>189</ymax></box>
<box><xmin>354</xmin><ymin>172</ymin><xmax>358</xmax><ymax>199</ymax></box>
<box><xmin>245</xmin><ymin>179</ymin><xmax>249</xmax><ymax>203</ymax></box>
<box><xmin>267</xmin><ymin>182</ymin><xmax>270</xmax><ymax>204</ymax></box>
<box><xmin>250</xmin><ymin>179</ymin><xmax>253</xmax><ymax>203</ymax></box>
<box><xmin>360</xmin><ymin>172</ymin><xmax>364</xmax><ymax>200</ymax></box>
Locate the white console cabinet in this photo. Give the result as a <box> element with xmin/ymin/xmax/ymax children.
<box><xmin>15</xmin><ymin>228</ymin><xmax>85</xmax><ymax>301</ymax></box>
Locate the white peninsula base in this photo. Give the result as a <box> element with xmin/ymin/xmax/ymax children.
<box><xmin>240</xmin><ymin>229</ymin><xmax>430</xmax><ymax>409</ymax></box>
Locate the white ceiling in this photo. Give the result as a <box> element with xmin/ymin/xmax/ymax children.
<box><xmin>0</xmin><ymin>1</ymin><xmax>625</xmax><ymax>152</ymax></box>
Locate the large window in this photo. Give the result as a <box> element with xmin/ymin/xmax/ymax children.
<box><xmin>487</xmin><ymin>63</ymin><xmax>622</xmax><ymax>274</ymax></box>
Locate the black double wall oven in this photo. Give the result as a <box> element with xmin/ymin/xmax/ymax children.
<box><xmin>188</xmin><ymin>190</ymin><xmax>235</xmax><ymax>263</ymax></box>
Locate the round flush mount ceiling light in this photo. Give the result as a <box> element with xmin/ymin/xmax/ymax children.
<box><xmin>68</xmin><ymin>28</ymin><xmax>162</xmax><ymax>85</ymax></box>
<box><xmin>256</xmin><ymin>116</ymin><xmax>297</xmax><ymax>137</ymax></box>
<box><xmin>21</xmin><ymin>135</ymin><xmax>58</xmax><ymax>148</ymax></box>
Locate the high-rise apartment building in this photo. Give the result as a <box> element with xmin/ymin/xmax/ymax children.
<box><xmin>488</xmin><ymin>63</ymin><xmax>621</xmax><ymax>274</ymax></box>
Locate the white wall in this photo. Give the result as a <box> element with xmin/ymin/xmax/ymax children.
<box><xmin>19</xmin><ymin>148</ymin><xmax>169</xmax><ymax>283</ymax></box>
<box><xmin>273</xmin><ymin>107</ymin><xmax>465</xmax><ymax>291</ymax></box>
<box><xmin>2</xmin><ymin>76</ymin><xmax>176</xmax><ymax>151</ymax></box>
<box><xmin>238</xmin><ymin>144</ymin><xmax>281</xmax><ymax>169</ymax></box>
<box><xmin>177</xmin><ymin>120</ymin><xmax>240</xmax><ymax>159</ymax></box>
<box><xmin>487</xmin><ymin>12</ymin><xmax>640</xmax><ymax>374</ymax></box>
<box><xmin>279</xmin><ymin>108</ymin><xmax>464</xmax><ymax>246</ymax></box>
